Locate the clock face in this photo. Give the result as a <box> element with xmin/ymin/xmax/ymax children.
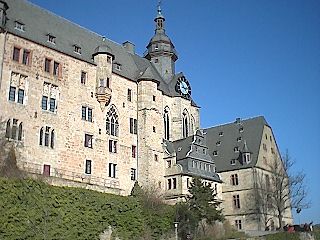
<box><xmin>176</xmin><ymin>76</ymin><xmax>191</xmax><ymax>98</ymax></box>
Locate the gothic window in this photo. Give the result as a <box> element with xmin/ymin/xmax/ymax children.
<box><xmin>164</xmin><ymin>107</ymin><xmax>170</xmax><ymax>140</ymax></box>
<box><xmin>39</xmin><ymin>126</ymin><xmax>55</xmax><ymax>148</ymax></box>
<box><xmin>182</xmin><ymin>109</ymin><xmax>189</xmax><ymax>138</ymax></box>
<box><xmin>106</xmin><ymin>105</ymin><xmax>119</xmax><ymax>136</ymax></box>
<box><xmin>5</xmin><ymin>119</ymin><xmax>23</xmax><ymax>141</ymax></box>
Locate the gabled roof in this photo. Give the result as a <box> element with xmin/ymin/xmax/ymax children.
<box><xmin>204</xmin><ymin>116</ymin><xmax>268</xmax><ymax>172</ymax></box>
<box><xmin>3</xmin><ymin>0</ymin><xmax>198</xmax><ymax>106</ymax></box>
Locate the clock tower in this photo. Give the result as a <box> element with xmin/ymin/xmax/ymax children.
<box><xmin>144</xmin><ymin>3</ymin><xmax>178</xmax><ymax>83</ymax></box>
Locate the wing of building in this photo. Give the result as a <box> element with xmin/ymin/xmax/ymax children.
<box><xmin>0</xmin><ymin>0</ymin><xmax>292</xmax><ymax>232</ymax></box>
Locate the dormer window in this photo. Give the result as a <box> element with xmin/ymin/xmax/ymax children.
<box><xmin>213</xmin><ymin>150</ymin><xmax>218</xmax><ymax>156</ymax></box>
<box><xmin>243</xmin><ymin>153</ymin><xmax>251</xmax><ymax>163</ymax></box>
<box><xmin>154</xmin><ymin>44</ymin><xmax>159</xmax><ymax>50</ymax></box>
<box><xmin>15</xmin><ymin>21</ymin><xmax>25</xmax><ymax>31</ymax></box>
<box><xmin>219</xmin><ymin>131</ymin><xmax>223</xmax><ymax>136</ymax></box>
<box><xmin>237</xmin><ymin>137</ymin><xmax>242</xmax><ymax>142</ymax></box>
<box><xmin>239</xmin><ymin>127</ymin><xmax>244</xmax><ymax>133</ymax></box>
<box><xmin>74</xmin><ymin>45</ymin><xmax>81</xmax><ymax>54</ymax></box>
<box><xmin>230</xmin><ymin>159</ymin><xmax>236</xmax><ymax>165</ymax></box>
<box><xmin>47</xmin><ymin>34</ymin><xmax>56</xmax><ymax>44</ymax></box>
<box><xmin>115</xmin><ymin>63</ymin><xmax>121</xmax><ymax>71</ymax></box>
<box><xmin>234</xmin><ymin>146</ymin><xmax>239</xmax><ymax>152</ymax></box>
<box><xmin>216</xmin><ymin>141</ymin><xmax>221</xmax><ymax>146</ymax></box>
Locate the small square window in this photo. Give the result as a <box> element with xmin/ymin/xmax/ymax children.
<box><xmin>81</xmin><ymin>71</ymin><xmax>87</xmax><ymax>84</ymax></box>
<box><xmin>85</xmin><ymin>160</ymin><xmax>92</xmax><ymax>174</ymax></box>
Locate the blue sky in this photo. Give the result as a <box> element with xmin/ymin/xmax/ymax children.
<box><xmin>29</xmin><ymin>0</ymin><xmax>320</xmax><ymax>223</ymax></box>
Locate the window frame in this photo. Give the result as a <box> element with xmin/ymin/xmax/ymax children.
<box><xmin>84</xmin><ymin>134</ymin><xmax>93</xmax><ymax>148</ymax></box>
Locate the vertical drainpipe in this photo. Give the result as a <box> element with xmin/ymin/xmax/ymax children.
<box><xmin>0</xmin><ymin>30</ymin><xmax>7</xmax><ymax>90</ymax></box>
<box><xmin>136</xmin><ymin>81</ymin><xmax>139</xmax><ymax>182</ymax></box>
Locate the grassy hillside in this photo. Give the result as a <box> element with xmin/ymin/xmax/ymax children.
<box><xmin>0</xmin><ymin>177</ymin><xmax>175</xmax><ymax>240</ymax></box>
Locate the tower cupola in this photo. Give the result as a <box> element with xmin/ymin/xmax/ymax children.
<box><xmin>144</xmin><ymin>1</ymin><xmax>178</xmax><ymax>83</ymax></box>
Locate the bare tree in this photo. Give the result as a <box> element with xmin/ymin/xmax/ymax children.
<box><xmin>264</xmin><ymin>150</ymin><xmax>310</xmax><ymax>229</ymax></box>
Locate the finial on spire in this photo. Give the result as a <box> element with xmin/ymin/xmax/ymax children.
<box><xmin>157</xmin><ymin>0</ymin><xmax>162</xmax><ymax>15</ymax></box>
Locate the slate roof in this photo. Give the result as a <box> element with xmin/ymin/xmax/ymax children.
<box><xmin>204</xmin><ymin>116</ymin><xmax>268</xmax><ymax>172</ymax></box>
<box><xmin>170</xmin><ymin>131</ymin><xmax>221</xmax><ymax>182</ymax></box>
<box><xmin>3</xmin><ymin>0</ymin><xmax>198</xmax><ymax>106</ymax></box>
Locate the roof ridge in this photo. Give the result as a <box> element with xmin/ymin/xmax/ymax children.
<box><xmin>204</xmin><ymin>115</ymin><xmax>266</xmax><ymax>130</ymax></box>
<box><xmin>26</xmin><ymin>0</ymin><xmax>122</xmax><ymax>48</ymax></box>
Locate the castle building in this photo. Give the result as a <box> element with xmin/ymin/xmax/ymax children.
<box><xmin>0</xmin><ymin>0</ymin><xmax>292</xmax><ymax>232</ymax></box>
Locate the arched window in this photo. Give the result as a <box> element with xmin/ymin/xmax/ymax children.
<box><xmin>191</xmin><ymin>115</ymin><xmax>195</xmax><ymax>135</ymax></box>
<box><xmin>39</xmin><ymin>127</ymin><xmax>44</xmax><ymax>145</ymax></box>
<box><xmin>182</xmin><ymin>109</ymin><xmax>189</xmax><ymax>138</ymax></box>
<box><xmin>39</xmin><ymin>126</ymin><xmax>55</xmax><ymax>149</ymax></box>
<box><xmin>5</xmin><ymin>120</ymin><xmax>11</xmax><ymax>138</ymax></box>
<box><xmin>164</xmin><ymin>107</ymin><xmax>170</xmax><ymax>140</ymax></box>
<box><xmin>106</xmin><ymin>105</ymin><xmax>119</xmax><ymax>137</ymax></box>
<box><xmin>18</xmin><ymin>123</ymin><xmax>23</xmax><ymax>141</ymax></box>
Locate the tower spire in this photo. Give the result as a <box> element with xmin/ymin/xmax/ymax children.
<box><xmin>155</xmin><ymin>0</ymin><xmax>165</xmax><ymax>32</ymax></box>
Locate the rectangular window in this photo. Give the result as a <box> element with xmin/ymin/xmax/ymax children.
<box><xmin>134</xmin><ymin>119</ymin><xmax>137</xmax><ymax>134</ymax></box>
<box><xmin>132</xmin><ymin>145</ymin><xmax>136</xmax><ymax>158</ymax></box>
<box><xmin>22</xmin><ymin>50</ymin><xmax>30</xmax><ymax>65</ymax></box>
<box><xmin>82</xmin><ymin>106</ymin><xmax>93</xmax><ymax>122</ymax></box>
<box><xmin>235</xmin><ymin>220</ymin><xmax>242</xmax><ymax>230</ymax></box>
<box><xmin>106</xmin><ymin>78</ymin><xmax>110</xmax><ymax>88</ymax></box>
<box><xmin>85</xmin><ymin>160</ymin><xmax>92</xmax><ymax>174</ymax></box>
<box><xmin>13</xmin><ymin>47</ymin><xmax>20</xmax><ymax>62</ymax></box>
<box><xmin>233</xmin><ymin>195</ymin><xmax>241</xmax><ymax>209</ymax></box>
<box><xmin>127</xmin><ymin>89</ymin><xmax>132</xmax><ymax>102</ymax></box>
<box><xmin>172</xmin><ymin>178</ymin><xmax>177</xmax><ymax>189</ymax></box>
<box><xmin>53</xmin><ymin>61</ymin><xmax>60</xmax><ymax>76</ymax></box>
<box><xmin>109</xmin><ymin>140</ymin><xmax>117</xmax><ymax>153</ymax></box>
<box><xmin>17</xmin><ymin>89</ymin><xmax>24</xmax><ymax>104</ymax></box>
<box><xmin>130</xmin><ymin>118</ymin><xmax>133</xmax><ymax>133</ymax></box>
<box><xmin>154</xmin><ymin>154</ymin><xmax>158</xmax><ymax>161</ymax></box>
<box><xmin>168</xmin><ymin>179</ymin><xmax>172</xmax><ymax>190</ymax></box>
<box><xmin>41</xmin><ymin>96</ymin><xmax>48</xmax><ymax>110</ymax></box>
<box><xmin>9</xmin><ymin>86</ymin><xmax>16</xmax><ymax>101</ymax></box>
<box><xmin>49</xmin><ymin>98</ymin><xmax>56</xmax><ymax>112</ymax></box>
<box><xmin>263</xmin><ymin>143</ymin><xmax>267</xmax><ymax>151</ymax></box>
<box><xmin>166</xmin><ymin>160</ymin><xmax>172</xmax><ymax>168</ymax></box>
<box><xmin>45</xmin><ymin>58</ymin><xmax>51</xmax><ymax>73</ymax></box>
<box><xmin>108</xmin><ymin>163</ymin><xmax>117</xmax><ymax>178</ymax></box>
<box><xmin>84</xmin><ymin>134</ymin><xmax>93</xmax><ymax>148</ymax></box>
<box><xmin>231</xmin><ymin>174</ymin><xmax>239</xmax><ymax>186</ymax></box>
<box><xmin>81</xmin><ymin>71</ymin><xmax>87</xmax><ymax>84</ymax></box>
<box><xmin>130</xmin><ymin>168</ymin><xmax>136</xmax><ymax>181</ymax></box>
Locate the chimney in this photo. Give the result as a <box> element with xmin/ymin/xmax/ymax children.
<box><xmin>122</xmin><ymin>41</ymin><xmax>135</xmax><ymax>54</ymax></box>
